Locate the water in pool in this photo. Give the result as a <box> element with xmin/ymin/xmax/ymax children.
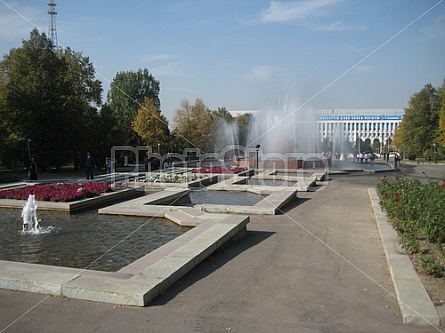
<box><xmin>0</xmin><ymin>209</ymin><xmax>190</xmax><ymax>272</ymax></box>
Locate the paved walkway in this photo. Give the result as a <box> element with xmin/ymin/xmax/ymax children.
<box><xmin>0</xmin><ymin>164</ymin><xmax>443</xmax><ymax>332</ymax></box>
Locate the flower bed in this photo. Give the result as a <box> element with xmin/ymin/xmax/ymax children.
<box><xmin>377</xmin><ymin>175</ymin><xmax>445</xmax><ymax>278</ymax></box>
<box><xmin>0</xmin><ymin>182</ymin><xmax>112</xmax><ymax>202</ymax></box>
<box><xmin>145</xmin><ymin>173</ymin><xmax>192</xmax><ymax>183</ymax></box>
<box><xmin>192</xmin><ymin>166</ymin><xmax>247</xmax><ymax>174</ymax></box>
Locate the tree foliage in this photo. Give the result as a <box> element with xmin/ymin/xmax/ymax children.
<box><xmin>0</xmin><ymin>29</ymin><xmax>102</xmax><ymax>169</ymax></box>
<box><xmin>107</xmin><ymin>69</ymin><xmax>160</xmax><ymax>146</ymax></box>
<box><xmin>132</xmin><ymin>97</ymin><xmax>170</xmax><ymax>151</ymax></box>
<box><xmin>437</xmin><ymin>80</ymin><xmax>445</xmax><ymax>149</ymax></box>
<box><xmin>172</xmin><ymin>98</ymin><xmax>215</xmax><ymax>152</ymax></box>
<box><xmin>394</xmin><ymin>83</ymin><xmax>440</xmax><ymax>159</ymax></box>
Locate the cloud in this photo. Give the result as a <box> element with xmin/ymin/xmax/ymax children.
<box><xmin>353</xmin><ymin>65</ymin><xmax>374</xmax><ymax>74</ymax></box>
<box><xmin>150</xmin><ymin>63</ymin><xmax>187</xmax><ymax>77</ymax></box>
<box><xmin>419</xmin><ymin>14</ymin><xmax>445</xmax><ymax>41</ymax></box>
<box><xmin>258</xmin><ymin>0</ymin><xmax>343</xmax><ymax>23</ymax></box>
<box><xmin>0</xmin><ymin>2</ymin><xmax>43</xmax><ymax>41</ymax></box>
<box><xmin>252</xmin><ymin>0</ymin><xmax>362</xmax><ymax>32</ymax></box>
<box><xmin>310</xmin><ymin>19</ymin><xmax>363</xmax><ymax>32</ymax></box>
<box><xmin>140</xmin><ymin>54</ymin><xmax>177</xmax><ymax>63</ymax></box>
<box><xmin>140</xmin><ymin>54</ymin><xmax>186</xmax><ymax>77</ymax></box>
<box><xmin>243</xmin><ymin>65</ymin><xmax>278</xmax><ymax>81</ymax></box>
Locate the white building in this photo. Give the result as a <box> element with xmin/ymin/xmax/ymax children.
<box><xmin>229</xmin><ymin>108</ymin><xmax>405</xmax><ymax>152</ymax></box>
<box><xmin>315</xmin><ymin>109</ymin><xmax>404</xmax><ymax>151</ymax></box>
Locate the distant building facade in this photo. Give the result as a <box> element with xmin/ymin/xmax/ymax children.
<box><xmin>315</xmin><ymin>108</ymin><xmax>405</xmax><ymax>152</ymax></box>
<box><xmin>229</xmin><ymin>108</ymin><xmax>405</xmax><ymax>153</ymax></box>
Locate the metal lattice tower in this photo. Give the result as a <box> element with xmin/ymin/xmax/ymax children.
<box><xmin>47</xmin><ymin>0</ymin><xmax>58</xmax><ymax>48</ymax></box>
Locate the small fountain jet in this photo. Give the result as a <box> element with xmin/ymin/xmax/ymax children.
<box><xmin>21</xmin><ymin>194</ymin><xmax>40</xmax><ymax>232</ymax></box>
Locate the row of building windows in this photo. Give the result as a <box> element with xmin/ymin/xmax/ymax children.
<box><xmin>314</xmin><ymin>109</ymin><xmax>404</xmax><ymax>143</ymax></box>
<box><xmin>318</xmin><ymin>121</ymin><xmax>397</xmax><ymax>133</ymax></box>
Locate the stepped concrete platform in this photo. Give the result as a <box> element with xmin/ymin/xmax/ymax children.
<box><xmin>100</xmin><ymin>185</ymin><xmax>298</xmax><ymax>217</ymax></box>
<box><xmin>0</xmin><ymin>213</ymin><xmax>249</xmax><ymax>306</ymax></box>
<box><xmin>368</xmin><ymin>188</ymin><xmax>441</xmax><ymax>326</ymax></box>
<box><xmin>195</xmin><ymin>189</ymin><xmax>297</xmax><ymax>215</ymax></box>
<box><xmin>99</xmin><ymin>188</ymin><xmax>229</xmax><ymax>226</ymax></box>
<box><xmin>209</xmin><ymin>169</ymin><xmax>327</xmax><ymax>192</ymax></box>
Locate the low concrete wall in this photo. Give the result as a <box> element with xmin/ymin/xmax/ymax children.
<box><xmin>0</xmin><ymin>187</ymin><xmax>145</xmax><ymax>213</ymax></box>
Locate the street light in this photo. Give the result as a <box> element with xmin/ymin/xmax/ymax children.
<box><xmin>157</xmin><ymin>143</ymin><xmax>160</xmax><ymax>155</ymax></box>
<box><xmin>255</xmin><ymin>144</ymin><xmax>260</xmax><ymax>170</ymax></box>
<box><xmin>27</xmin><ymin>138</ymin><xmax>32</xmax><ymax>162</ymax></box>
<box><xmin>433</xmin><ymin>143</ymin><xmax>437</xmax><ymax>164</ymax></box>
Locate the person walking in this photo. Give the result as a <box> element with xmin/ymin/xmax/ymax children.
<box><xmin>86</xmin><ymin>152</ymin><xmax>94</xmax><ymax>180</ymax></box>
<box><xmin>28</xmin><ymin>158</ymin><xmax>38</xmax><ymax>180</ymax></box>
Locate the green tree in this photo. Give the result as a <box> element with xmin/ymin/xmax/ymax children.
<box><xmin>107</xmin><ymin>69</ymin><xmax>160</xmax><ymax>146</ymax></box>
<box><xmin>172</xmin><ymin>98</ymin><xmax>215</xmax><ymax>152</ymax></box>
<box><xmin>396</xmin><ymin>83</ymin><xmax>440</xmax><ymax>159</ymax></box>
<box><xmin>0</xmin><ymin>29</ymin><xmax>102</xmax><ymax>169</ymax></box>
<box><xmin>437</xmin><ymin>80</ymin><xmax>445</xmax><ymax>152</ymax></box>
<box><xmin>61</xmin><ymin>47</ymin><xmax>103</xmax><ymax>166</ymax></box>
<box><xmin>132</xmin><ymin>97</ymin><xmax>170</xmax><ymax>151</ymax></box>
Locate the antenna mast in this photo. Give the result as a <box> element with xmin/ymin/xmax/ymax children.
<box><xmin>48</xmin><ymin>0</ymin><xmax>58</xmax><ymax>48</ymax></box>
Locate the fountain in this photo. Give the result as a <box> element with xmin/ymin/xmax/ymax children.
<box><xmin>21</xmin><ymin>194</ymin><xmax>40</xmax><ymax>232</ymax></box>
<box><xmin>218</xmin><ymin>96</ymin><xmax>328</xmax><ymax>170</ymax></box>
<box><xmin>247</xmin><ymin>97</ymin><xmax>320</xmax><ymax>155</ymax></box>
<box><xmin>330</xmin><ymin>123</ymin><xmax>348</xmax><ymax>161</ymax></box>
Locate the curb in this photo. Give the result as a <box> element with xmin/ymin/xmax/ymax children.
<box><xmin>368</xmin><ymin>188</ymin><xmax>442</xmax><ymax>327</ymax></box>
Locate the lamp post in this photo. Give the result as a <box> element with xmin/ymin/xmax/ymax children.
<box><xmin>255</xmin><ymin>144</ymin><xmax>260</xmax><ymax>170</ymax></box>
<box><xmin>27</xmin><ymin>138</ymin><xmax>32</xmax><ymax>162</ymax></box>
<box><xmin>433</xmin><ymin>143</ymin><xmax>437</xmax><ymax>164</ymax></box>
<box><xmin>157</xmin><ymin>143</ymin><xmax>160</xmax><ymax>155</ymax></box>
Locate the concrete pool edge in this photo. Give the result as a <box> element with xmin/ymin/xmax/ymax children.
<box><xmin>0</xmin><ymin>214</ymin><xmax>249</xmax><ymax>307</ymax></box>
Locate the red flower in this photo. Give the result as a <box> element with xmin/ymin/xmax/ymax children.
<box><xmin>0</xmin><ymin>182</ymin><xmax>112</xmax><ymax>202</ymax></box>
<box><xmin>192</xmin><ymin>166</ymin><xmax>247</xmax><ymax>174</ymax></box>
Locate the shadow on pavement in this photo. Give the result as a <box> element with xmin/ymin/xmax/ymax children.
<box><xmin>150</xmin><ymin>230</ymin><xmax>274</xmax><ymax>306</ymax></box>
<box><xmin>278</xmin><ymin>196</ymin><xmax>311</xmax><ymax>214</ymax></box>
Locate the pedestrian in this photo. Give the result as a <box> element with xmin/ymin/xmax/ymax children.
<box><xmin>86</xmin><ymin>152</ymin><xmax>94</xmax><ymax>180</ymax></box>
<box><xmin>106</xmin><ymin>157</ymin><xmax>111</xmax><ymax>174</ymax></box>
<box><xmin>144</xmin><ymin>156</ymin><xmax>148</xmax><ymax>171</ymax></box>
<box><xmin>394</xmin><ymin>153</ymin><xmax>401</xmax><ymax>168</ymax></box>
<box><xmin>28</xmin><ymin>157</ymin><xmax>38</xmax><ymax>180</ymax></box>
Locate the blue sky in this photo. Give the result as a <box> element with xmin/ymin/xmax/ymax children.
<box><xmin>1</xmin><ymin>0</ymin><xmax>444</xmax><ymax>122</ymax></box>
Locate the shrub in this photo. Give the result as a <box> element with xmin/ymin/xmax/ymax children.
<box><xmin>377</xmin><ymin>175</ymin><xmax>445</xmax><ymax>277</ymax></box>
